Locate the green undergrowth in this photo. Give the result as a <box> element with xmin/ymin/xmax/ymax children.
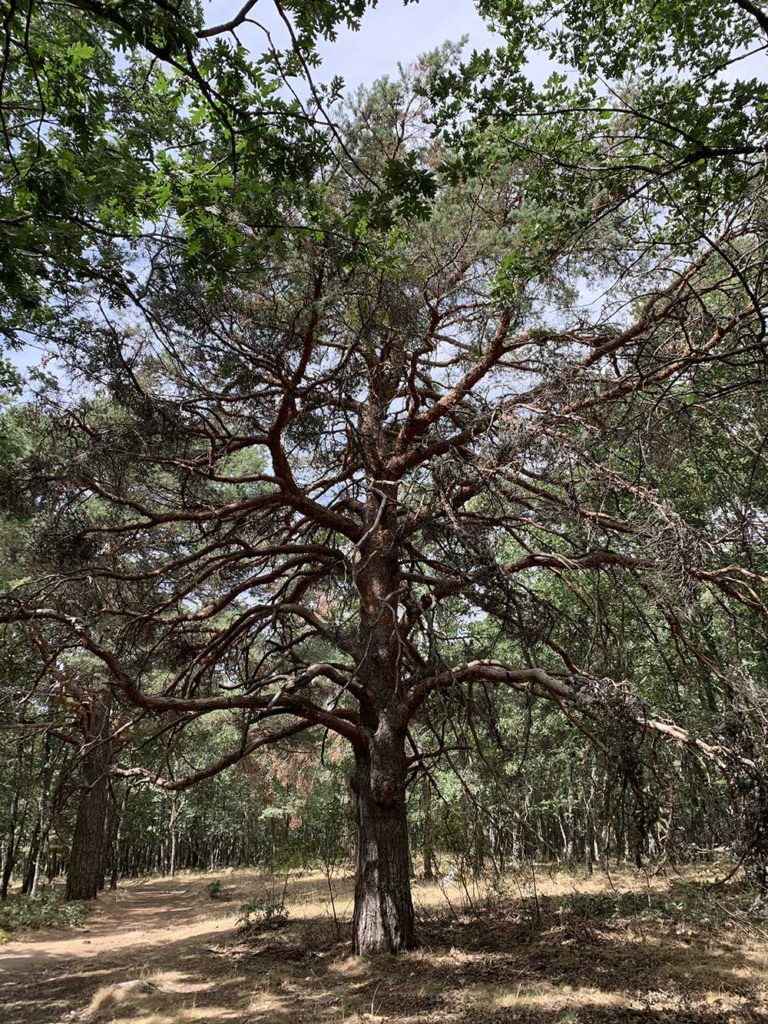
<box><xmin>551</xmin><ymin>878</ymin><xmax>758</xmax><ymax>928</ymax></box>
<box><xmin>425</xmin><ymin>866</ymin><xmax>766</xmax><ymax>939</ymax></box>
<box><xmin>0</xmin><ymin>890</ymin><xmax>90</xmax><ymax>940</ymax></box>
<box><xmin>237</xmin><ymin>893</ymin><xmax>290</xmax><ymax>932</ymax></box>
<box><xmin>480</xmin><ymin>876</ymin><xmax>767</xmax><ymax>939</ymax></box>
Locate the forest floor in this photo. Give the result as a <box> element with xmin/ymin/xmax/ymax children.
<box><xmin>1</xmin><ymin>864</ymin><xmax>768</xmax><ymax>1024</ymax></box>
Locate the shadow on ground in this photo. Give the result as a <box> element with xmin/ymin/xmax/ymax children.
<box><xmin>1</xmin><ymin>872</ymin><xmax>767</xmax><ymax>1024</ymax></box>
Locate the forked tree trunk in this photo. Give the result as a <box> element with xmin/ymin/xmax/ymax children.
<box><xmin>352</xmin><ymin>716</ymin><xmax>415</xmax><ymax>955</ymax></box>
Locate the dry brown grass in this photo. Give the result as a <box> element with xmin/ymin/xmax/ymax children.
<box><xmin>82</xmin><ymin>979</ymin><xmax>162</xmax><ymax>1019</ymax></box>
<box><xmin>2</xmin><ymin>864</ymin><xmax>768</xmax><ymax>1024</ymax></box>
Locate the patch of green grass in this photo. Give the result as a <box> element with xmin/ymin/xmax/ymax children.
<box><xmin>0</xmin><ymin>890</ymin><xmax>90</xmax><ymax>939</ymax></box>
<box><xmin>551</xmin><ymin>878</ymin><xmax>756</xmax><ymax>930</ymax></box>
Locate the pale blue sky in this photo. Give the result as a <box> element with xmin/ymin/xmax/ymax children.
<box><xmin>312</xmin><ymin>0</ymin><xmax>499</xmax><ymax>86</ymax></box>
<box><xmin>204</xmin><ymin>0</ymin><xmax>501</xmax><ymax>88</ymax></box>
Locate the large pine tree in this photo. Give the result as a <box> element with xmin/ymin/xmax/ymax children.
<box><xmin>3</xmin><ymin>2</ymin><xmax>768</xmax><ymax>952</ymax></box>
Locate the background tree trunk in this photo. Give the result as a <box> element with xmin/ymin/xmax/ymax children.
<box><xmin>1</xmin><ymin>789</ymin><xmax>21</xmax><ymax>899</ymax></box>
<box><xmin>422</xmin><ymin>775</ymin><xmax>434</xmax><ymax>880</ymax></box>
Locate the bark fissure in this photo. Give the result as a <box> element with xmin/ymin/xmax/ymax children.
<box><xmin>352</xmin><ymin>716</ymin><xmax>415</xmax><ymax>954</ymax></box>
<box><xmin>66</xmin><ymin>691</ymin><xmax>112</xmax><ymax>901</ymax></box>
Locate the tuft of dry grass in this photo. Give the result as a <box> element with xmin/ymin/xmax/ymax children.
<box><xmin>81</xmin><ymin>979</ymin><xmax>161</xmax><ymax>1020</ymax></box>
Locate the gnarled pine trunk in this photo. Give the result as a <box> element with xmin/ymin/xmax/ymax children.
<box><xmin>66</xmin><ymin>691</ymin><xmax>112</xmax><ymax>901</ymax></box>
<box><xmin>352</xmin><ymin>474</ymin><xmax>415</xmax><ymax>955</ymax></box>
<box><xmin>352</xmin><ymin>714</ymin><xmax>415</xmax><ymax>954</ymax></box>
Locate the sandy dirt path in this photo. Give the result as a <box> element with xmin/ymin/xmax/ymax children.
<box><xmin>1</xmin><ymin>879</ymin><xmax>239</xmax><ymax>974</ymax></box>
<box><xmin>0</xmin><ymin>876</ymin><xmax>243</xmax><ymax>1023</ymax></box>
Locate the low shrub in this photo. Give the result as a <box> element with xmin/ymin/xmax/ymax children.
<box><xmin>237</xmin><ymin>895</ymin><xmax>289</xmax><ymax>932</ymax></box>
<box><xmin>0</xmin><ymin>890</ymin><xmax>90</xmax><ymax>937</ymax></box>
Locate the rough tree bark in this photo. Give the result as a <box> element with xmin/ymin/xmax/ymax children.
<box><xmin>352</xmin><ymin>713</ymin><xmax>415</xmax><ymax>954</ymax></box>
<box><xmin>66</xmin><ymin>690</ymin><xmax>112</xmax><ymax>901</ymax></box>
<box><xmin>351</xmin><ymin>479</ymin><xmax>416</xmax><ymax>955</ymax></box>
